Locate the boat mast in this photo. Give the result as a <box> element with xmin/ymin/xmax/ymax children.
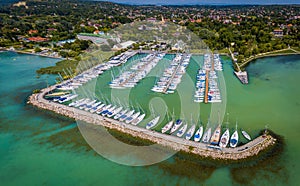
<box><xmin>172</xmin><ymin>108</ymin><xmax>175</xmax><ymax>121</ymax></box>
<box><xmin>225</xmin><ymin>113</ymin><xmax>229</xmax><ymax>128</ymax></box>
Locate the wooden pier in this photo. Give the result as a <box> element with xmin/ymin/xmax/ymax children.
<box><xmin>204</xmin><ymin>70</ymin><xmax>209</xmax><ymax>103</ymax></box>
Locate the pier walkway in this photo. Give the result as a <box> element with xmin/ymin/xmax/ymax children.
<box><xmin>204</xmin><ymin>70</ymin><xmax>209</xmax><ymax>103</ymax></box>
<box><xmin>162</xmin><ymin>55</ymin><xmax>185</xmax><ymax>94</ymax></box>
<box><xmin>119</xmin><ymin>54</ymin><xmax>156</xmax><ymax>87</ymax></box>
<box><xmin>228</xmin><ymin>48</ymin><xmax>249</xmax><ymax>84</ymax></box>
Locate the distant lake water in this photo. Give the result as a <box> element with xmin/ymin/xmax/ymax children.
<box><xmin>0</xmin><ymin>51</ymin><xmax>299</xmax><ymax>185</ymax></box>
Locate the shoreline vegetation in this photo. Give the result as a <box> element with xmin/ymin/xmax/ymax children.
<box><xmin>27</xmin><ymin>85</ymin><xmax>279</xmax><ymax>162</ymax></box>
<box><xmin>233</xmin><ymin>47</ymin><xmax>300</xmax><ymax>72</ymax></box>
<box><xmin>0</xmin><ymin>47</ymin><xmax>64</xmax><ymax>59</ymax></box>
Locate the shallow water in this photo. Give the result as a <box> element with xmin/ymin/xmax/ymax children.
<box><xmin>0</xmin><ymin>51</ymin><xmax>299</xmax><ymax>185</ymax></box>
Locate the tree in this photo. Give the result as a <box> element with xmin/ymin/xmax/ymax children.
<box><xmin>34</xmin><ymin>47</ymin><xmax>42</xmax><ymax>53</ymax></box>
<box><xmin>252</xmin><ymin>47</ymin><xmax>259</xmax><ymax>55</ymax></box>
<box><xmin>237</xmin><ymin>55</ymin><xmax>244</xmax><ymax>63</ymax></box>
<box><xmin>59</xmin><ymin>51</ymin><xmax>68</xmax><ymax>58</ymax></box>
<box><xmin>84</xmin><ymin>26</ymin><xmax>96</xmax><ymax>33</ymax></box>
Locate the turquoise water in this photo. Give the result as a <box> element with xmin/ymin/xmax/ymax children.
<box><xmin>0</xmin><ymin>51</ymin><xmax>300</xmax><ymax>185</ymax></box>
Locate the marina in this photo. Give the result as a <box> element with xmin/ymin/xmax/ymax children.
<box><xmin>1</xmin><ymin>35</ymin><xmax>298</xmax><ymax>186</ymax></box>
<box><xmin>28</xmin><ymin>50</ymin><xmax>278</xmax><ymax>160</ymax></box>
<box><xmin>1</xmin><ymin>2</ymin><xmax>300</xmax><ymax>184</ymax></box>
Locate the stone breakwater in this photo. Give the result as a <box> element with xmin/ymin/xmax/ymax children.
<box><xmin>28</xmin><ymin>87</ymin><xmax>277</xmax><ymax>161</ymax></box>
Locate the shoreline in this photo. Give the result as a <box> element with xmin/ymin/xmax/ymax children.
<box><xmin>230</xmin><ymin>48</ymin><xmax>300</xmax><ymax>84</ymax></box>
<box><xmin>0</xmin><ymin>48</ymin><xmax>65</xmax><ymax>60</ymax></box>
<box><xmin>239</xmin><ymin>48</ymin><xmax>300</xmax><ymax>69</ymax></box>
<box><xmin>28</xmin><ymin>85</ymin><xmax>277</xmax><ymax>161</ymax></box>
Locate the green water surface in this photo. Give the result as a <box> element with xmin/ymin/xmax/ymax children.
<box><xmin>0</xmin><ymin>51</ymin><xmax>299</xmax><ymax>185</ymax></box>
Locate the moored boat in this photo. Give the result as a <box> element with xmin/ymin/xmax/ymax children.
<box><xmin>74</xmin><ymin>98</ymin><xmax>90</xmax><ymax>108</ymax></box>
<box><xmin>101</xmin><ymin>106</ymin><xmax>116</xmax><ymax>116</ymax></box>
<box><xmin>146</xmin><ymin>116</ymin><xmax>160</xmax><ymax>129</ymax></box>
<box><xmin>114</xmin><ymin>109</ymin><xmax>128</xmax><ymax>120</ymax></box>
<box><xmin>185</xmin><ymin>124</ymin><xmax>196</xmax><ymax>140</ymax></box>
<box><xmin>131</xmin><ymin>113</ymin><xmax>146</xmax><ymax>125</ymax></box>
<box><xmin>230</xmin><ymin>130</ymin><xmax>239</xmax><ymax>148</ymax></box>
<box><xmin>161</xmin><ymin>120</ymin><xmax>174</xmax><ymax>134</ymax></box>
<box><xmin>202</xmin><ymin>128</ymin><xmax>212</xmax><ymax>143</ymax></box>
<box><xmin>170</xmin><ymin>119</ymin><xmax>183</xmax><ymax>133</ymax></box>
<box><xmin>241</xmin><ymin>130</ymin><xmax>251</xmax><ymax>141</ymax></box>
<box><xmin>107</xmin><ymin>106</ymin><xmax>122</xmax><ymax>117</ymax></box>
<box><xmin>219</xmin><ymin>129</ymin><xmax>230</xmax><ymax>148</ymax></box>
<box><xmin>176</xmin><ymin>123</ymin><xmax>188</xmax><ymax>137</ymax></box>
<box><xmin>85</xmin><ymin>101</ymin><xmax>101</xmax><ymax>112</ymax></box>
<box><xmin>94</xmin><ymin>104</ymin><xmax>105</xmax><ymax>114</ymax></box>
<box><xmin>119</xmin><ymin>110</ymin><xmax>135</xmax><ymax>122</ymax></box>
<box><xmin>230</xmin><ymin>122</ymin><xmax>239</xmax><ymax>147</ymax></box>
<box><xmin>210</xmin><ymin>125</ymin><xmax>221</xmax><ymax>145</ymax></box>
<box><xmin>194</xmin><ymin>125</ymin><xmax>203</xmax><ymax>142</ymax></box>
<box><xmin>69</xmin><ymin>98</ymin><xmax>84</xmax><ymax>107</ymax></box>
<box><xmin>96</xmin><ymin>104</ymin><xmax>111</xmax><ymax>114</ymax></box>
<box><xmin>88</xmin><ymin>102</ymin><xmax>102</xmax><ymax>112</ymax></box>
<box><xmin>125</xmin><ymin>112</ymin><xmax>140</xmax><ymax>124</ymax></box>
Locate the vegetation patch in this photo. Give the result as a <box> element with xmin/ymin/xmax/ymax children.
<box><xmin>36</xmin><ymin>59</ymin><xmax>79</xmax><ymax>77</ymax></box>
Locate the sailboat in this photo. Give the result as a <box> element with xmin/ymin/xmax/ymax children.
<box><xmin>146</xmin><ymin>116</ymin><xmax>160</xmax><ymax>129</ymax></box>
<box><xmin>210</xmin><ymin>125</ymin><xmax>221</xmax><ymax>145</ymax></box>
<box><xmin>185</xmin><ymin>124</ymin><xmax>196</xmax><ymax>140</ymax></box>
<box><xmin>125</xmin><ymin>111</ymin><xmax>140</xmax><ymax>124</ymax></box>
<box><xmin>161</xmin><ymin>110</ymin><xmax>175</xmax><ymax>133</ymax></box>
<box><xmin>176</xmin><ymin>123</ymin><xmax>188</xmax><ymax>137</ymax></box>
<box><xmin>202</xmin><ymin>128</ymin><xmax>212</xmax><ymax>143</ymax></box>
<box><xmin>69</xmin><ymin>98</ymin><xmax>84</xmax><ymax>107</ymax></box>
<box><xmin>193</xmin><ymin>123</ymin><xmax>203</xmax><ymax>142</ymax></box>
<box><xmin>130</xmin><ymin>102</ymin><xmax>146</xmax><ymax>125</ymax></box>
<box><xmin>185</xmin><ymin>116</ymin><xmax>196</xmax><ymax>140</ymax></box>
<box><xmin>106</xmin><ymin>106</ymin><xmax>123</xmax><ymax>117</ymax></box>
<box><xmin>219</xmin><ymin>129</ymin><xmax>230</xmax><ymax>148</ymax></box>
<box><xmin>219</xmin><ymin>113</ymin><xmax>230</xmax><ymax>148</ymax></box>
<box><xmin>119</xmin><ymin>110</ymin><xmax>135</xmax><ymax>122</ymax></box>
<box><xmin>230</xmin><ymin>121</ymin><xmax>239</xmax><ymax>148</ymax></box>
<box><xmin>241</xmin><ymin>129</ymin><xmax>251</xmax><ymax>141</ymax></box>
<box><xmin>114</xmin><ymin>109</ymin><xmax>128</xmax><ymax>120</ymax></box>
<box><xmin>161</xmin><ymin>120</ymin><xmax>174</xmax><ymax>134</ymax></box>
<box><xmin>170</xmin><ymin>119</ymin><xmax>183</xmax><ymax>133</ymax></box>
<box><xmin>101</xmin><ymin>106</ymin><xmax>116</xmax><ymax>116</ymax></box>
<box><xmin>131</xmin><ymin>113</ymin><xmax>146</xmax><ymax>125</ymax></box>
